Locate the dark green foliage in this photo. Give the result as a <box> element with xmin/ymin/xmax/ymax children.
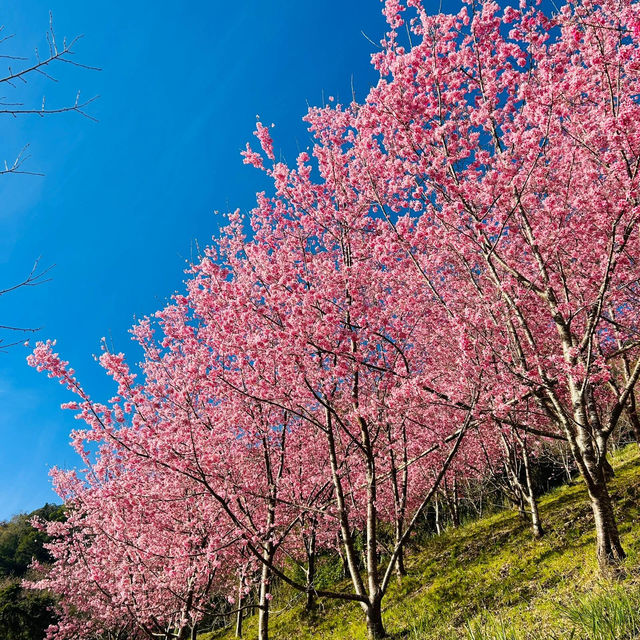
<box><xmin>0</xmin><ymin>504</ymin><xmax>64</xmax><ymax>578</ymax></box>
<box><xmin>0</xmin><ymin>582</ymin><xmax>56</xmax><ymax>640</ymax></box>
<box><xmin>0</xmin><ymin>504</ymin><xmax>64</xmax><ymax>640</ymax></box>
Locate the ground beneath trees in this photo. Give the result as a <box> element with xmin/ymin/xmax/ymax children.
<box><xmin>204</xmin><ymin>445</ymin><xmax>640</xmax><ymax>640</ymax></box>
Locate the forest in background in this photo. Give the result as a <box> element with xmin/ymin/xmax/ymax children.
<box><xmin>0</xmin><ymin>504</ymin><xmax>63</xmax><ymax>640</ymax></box>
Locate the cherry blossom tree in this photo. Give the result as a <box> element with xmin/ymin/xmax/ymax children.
<box><xmin>304</xmin><ymin>0</ymin><xmax>640</xmax><ymax>572</ymax></box>
<box><xmin>30</xmin><ymin>444</ymin><xmax>238</xmax><ymax>640</ymax></box>
<box><xmin>28</xmin><ymin>156</ymin><xmax>482</xmax><ymax>639</ymax></box>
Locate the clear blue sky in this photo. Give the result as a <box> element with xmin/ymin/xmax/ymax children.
<box><xmin>0</xmin><ymin>1</ymin><xmax>452</xmax><ymax>520</ymax></box>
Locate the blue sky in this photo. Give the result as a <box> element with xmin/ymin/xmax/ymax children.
<box><xmin>0</xmin><ymin>0</ymin><xmax>393</xmax><ymax>520</ymax></box>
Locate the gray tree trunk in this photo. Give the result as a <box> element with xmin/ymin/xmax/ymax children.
<box><xmin>257</xmin><ymin>556</ymin><xmax>271</xmax><ymax>640</ymax></box>
<box><xmin>304</xmin><ymin>526</ymin><xmax>317</xmax><ymax>612</ymax></box>
<box><xmin>235</xmin><ymin>581</ymin><xmax>244</xmax><ymax>637</ymax></box>
<box><xmin>363</xmin><ymin>597</ymin><xmax>386</xmax><ymax>640</ymax></box>
<box><xmin>517</xmin><ymin>432</ymin><xmax>544</xmax><ymax>538</ymax></box>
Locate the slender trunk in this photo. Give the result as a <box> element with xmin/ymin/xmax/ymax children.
<box><xmin>500</xmin><ymin>433</ymin><xmax>528</xmax><ymax>522</ymax></box>
<box><xmin>190</xmin><ymin>625</ymin><xmax>197</xmax><ymax>640</ymax></box>
<box><xmin>235</xmin><ymin>580</ymin><xmax>244</xmax><ymax>638</ymax></box>
<box><xmin>434</xmin><ymin>497</ymin><xmax>442</xmax><ymax>535</ymax></box>
<box><xmin>561</xmin><ymin>447</ymin><xmax>574</xmax><ymax>483</ymax></box>
<box><xmin>257</xmin><ymin>555</ymin><xmax>271</xmax><ymax>640</ymax></box>
<box><xmin>363</xmin><ymin>597</ymin><xmax>386</xmax><ymax>640</ymax></box>
<box><xmin>305</xmin><ymin>583</ymin><xmax>316</xmax><ymax>611</ymax></box>
<box><xmin>518</xmin><ymin>434</ymin><xmax>544</xmax><ymax>538</ymax></box>
<box><xmin>361</xmin><ymin>419</ymin><xmax>384</xmax><ymax>638</ymax></box>
<box><xmin>235</xmin><ymin>607</ymin><xmax>243</xmax><ymax>638</ymax></box>
<box><xmin>451</xmin><ymin>477</ymin><xmax>460</xmax><ymax>527</ymax></box>
<box><xmin>324</xmin><ymin>408</ymin><xmax>367</xmax><ymax>598</ymax></box>
<box><xmin>524</xmin><ymin>476</ymin><xmax>543</xmax><ymax>539</ymax></box>
<box><xmin>394</xmin><ymin>521</ymin><xmax>406</xmax><ymax>579</ymax></box>
<box><xmin>388</xmin><ymin>423</ymin><xmax>408</xmax><ymax>581</ymax></box>
<box><xmin>348</xmin><ymin>297</ymin><xmax>387</xmax><ymax>639</ymax></box>
<box><xmin>304</xmin><ymin>526</ymin><xmax>317</xmax><ymax>612</ymax></box>
<box><xmin>442</xmin><ymin>480</ymin><xmax>459</xmax><ymax>528</ymax></box>
<box><xmin>175</xmin><ymin>580</ymin><xmax>196</xmax><ymax>640</ymax></box>
<box><xmin>336</xmin><ymin>535</ymin><xmax>349</xmax><ymax>578</ymax></box>
<box><xmin>525</xmin><ymin>482</ymin><xmax>543</xmax><ymax>539</ymax></box>
<box><xmin>256</xmin><ymin>423</ymin><xmax>287</xmax><ymax>640</ymax></box>
<box><xmin>503</xmin><ymin>461</ymin><xmax>526</xmax><ymax>519</ymax></box>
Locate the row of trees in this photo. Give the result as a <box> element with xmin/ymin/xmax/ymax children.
<box><xmin>28</xmin><ymin>0</ymin><xmax>640</xmax><ymax>638</ymax></box>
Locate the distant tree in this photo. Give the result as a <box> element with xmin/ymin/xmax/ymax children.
<box><xmin>0</xmin><ymin>504</ymin><xmax>64</xmax><ymax>640</ymax></box>
<box><xmin>0</xmin><ymin>581</ymin><xmax>56</xmax><ymax>640</ymax></box>
<box><xmin>0</xmin><ymin>504</ymin><xmax>64</xmax><ymax>577</ymax></box>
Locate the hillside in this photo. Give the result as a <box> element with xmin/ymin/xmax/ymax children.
<box><xmin>205</xmin><ymin>445</ymin><xmax>640</xmax><ymax>640</ymax></box>
<box><xmin>0</xmin><ymin>504</ymin><xmax>64</xmax><ymax>640</ymax></box>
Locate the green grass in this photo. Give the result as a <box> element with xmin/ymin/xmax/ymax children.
<box><xmin>202</xmin><ymin>444</ymin><xmax>640</xmax><ymax>640</ymax></box>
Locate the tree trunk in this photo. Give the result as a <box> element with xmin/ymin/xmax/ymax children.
<box><xmin>336</xmin><ymin>542</ymin><xmax>350</xmax><ymax>578</ymax></box>
<box><xmin>257</xmin><ymin>594</ymin><xmax>269</xmax><ymax>639</ymax></box>
<box><xmin>395</xmin><ymin>543</ymin><xmax>406</xmax><ymax>579</ymax></box>
<box><xmin>451</xmin><ymin>477</ymin><xmax>460</xmax><ymax>527</ymax></box>
<box><xmin>519</xmin><ymin>434</ymin><xmax>544</xmax><ymax>538</ymax></box>
<box><xmin>190</xmin><ymin>625</ymin><xmax>197</xmax><ymax>640</ymax></box>
<box><xmin>561</xmin><ymin>446</ymin><xmax>574</xmax><ymax>483</ymax></box>
<box><xmin>571</xmin><ymin>423</ymin><xmax>626</xmax><ymax>572</ymax></box>
<box><xmin>387</xmin><ymin>422</ymin><xmax>408</xmax><ymax>583</ymax></box>
<box><xmin>434</xmin><ymin>498</ymin><xmax>442</xmax><ymax>535</ymax></box>
<box><xmin>442</xmin><ymin>480</ymin><xmax>460</xmax><ymax>528</ymax></box>
<box><xmin>527</xmin><ymin>484</ymin><xmax>543</xmax><ymax>538</ymax></box>
<box><xmin>235</xmin><ymin>580</ymin><xmax>244</xmax><ymax>637</ymax></box>
<box><xmin>363</xmin><ymin>598</ymin><xmax>386</xmax><ymax>640</ymax></box>
<box><xmin>589</xmin><ymin>482</ymin><xmax>626</xmax><ymax>573</ymax></box>
<box><xmin>235</xmin><ymin>606</ymin><xmax>243</xmax><ymax>638</ymax></box>
<box><xmin>602</xmin><ymin>455</ymin><xmax>615</xmax><ymax>481</ymax></box>
<box><xmin>257</xmin><ymin>550</ymin><xmax>272</xmax><ymax>640</ymax></box>
<box><xmin>304</xmin><ymin>528</ymin><xmax>317</xmax><ymax>612</ymax></box>
<box><xmin>305</xmin><ymin>586</ymin><xmax>316</xmax><ymax>612</ymax></box>
<box><xmin>394</xmin><ymin>522</ymin><xmax>406</xmax><ymax>579</ymax></box>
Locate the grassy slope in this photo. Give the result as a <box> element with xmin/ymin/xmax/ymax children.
<box><xmin>205</xmin><ymin>444</ymin><xmax>640</xmax><ymax>640</ymax></box>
